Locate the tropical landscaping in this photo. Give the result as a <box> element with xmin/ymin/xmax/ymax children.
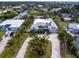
<box><xmin>0</xmin><ymin>1</ymin><xmax>79</xmax><ymax>58</ymax></box>
<box><xmin>0</xmin><ymin>13</ymin><xmax>18</xmax><ymax>21</ymax></box>
<box><xmin>24</xmin><ymin>33</ymin><xmax>52</xmax><ymax>58</ymax></box>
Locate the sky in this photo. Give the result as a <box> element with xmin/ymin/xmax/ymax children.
<box><xmin>0</xmin><ymin>0</ymin><xmax>79</xmax><ymax>2</ymax></box>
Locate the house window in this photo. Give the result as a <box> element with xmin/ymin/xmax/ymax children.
<box><xmin>8</xmin><ymin>28</ymin><xmax>11</xmax><ymax>31</ymax></box>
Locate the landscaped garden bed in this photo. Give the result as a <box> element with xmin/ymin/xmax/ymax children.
<box><xmin>24</xmin><ymin>34</ymin><xmax>52</xmax><ymax>58</ymax></box>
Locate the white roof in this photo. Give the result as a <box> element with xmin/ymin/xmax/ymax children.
<box><xmin>0</xmin><ymin>20</ymin><xmax>24</xmax><ymax>27</ymax></box>
<box><xmin>69</xmin><ymin>23</ymin><xmax>79</xmax><ymax>30</ymax></box>
<box><xmin>34</xmin><ymin>18</ymin><xmax>51</xmax><ymax>24</ymax></box>
<box><xmin>51</xmin><ymin>8</ymin><xmax>61</xmax><ymax>12</ymax></box>
<box><xmin>64</xmin><ymin>17</ymin><xmax>72</xmax><ymax>21</ymax></box>
<box><xmin>2</xmin><ymin>10</ymin><xmax>13</xmax><ymax>13</ymax></box>
<box><xmin>33</xmin><ymin>18</ymin><xmax>58</xmax><ymax>28</ymax></box>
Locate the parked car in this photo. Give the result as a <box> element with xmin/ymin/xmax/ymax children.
<box><xmin>4</xmin><ymin>31</ymin><xmax>14</xmax><ymax>37</ymax></box>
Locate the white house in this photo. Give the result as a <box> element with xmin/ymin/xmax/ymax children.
<box><xmin>2</xmin><ymin>9</ymin><xmax>14</xmax><ymax>14</ymax></box>
<box><xmin>50</xmin><ymin>8</ymin><xmax>61</xmax><ymax>12</ymax></box>
<box><xmin>63</xmin><ymin>17</ymin><xmax>72</xmax><ymax>21</ymax></box>
<box><xmin>30</xmin><ymin>18</ymin><xmax>58</xmax><ymax>33</ymax></box>
<box><xmin>0</xmin><ymin>20</ymin><xmax>24</xmax><ymax>31</ymax></box>
<box><xmin>61</xmin><ymin>13</ymin><xmax>72</xmax><ymax>21</ymax></box>
<box><xmin>68</xmin><ymin>23</ymin><xmax>79</xmax><ymax>34</ymax></box>
<box><xmin>14</xmin><ymin>11</ymin><xmax>28</xmax><ymax>19</ymax></box>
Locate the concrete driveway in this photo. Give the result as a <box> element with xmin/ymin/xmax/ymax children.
<box><xmin>0</xmin><ymin>32</ymin><xmax>11</xmax><ymax>54</ymax></box>
<box><xmin>16</xmin><ymin>33</ymin><xmax>61</xmax><ymax>58</ymax></box>
<box><xmin>16</xmin><ymin>37</ymin><xmax>32</xmax><ymax>58</ymax></box>
<box><xmin>48</xmin><ymin>33</ymin><xmax>61</xmax><ymax>58</ymax></box>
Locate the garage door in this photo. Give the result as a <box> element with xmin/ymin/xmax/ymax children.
<box><xmin>50</xmin><ymin>27</ymin><xmax>57</xmax><ymax>33</ymax></box>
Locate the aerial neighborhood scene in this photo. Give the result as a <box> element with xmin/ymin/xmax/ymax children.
<box><xmin>0</xmin><ymin>1</ymin><xmax>79</xmax><ymax>58</ymax></box>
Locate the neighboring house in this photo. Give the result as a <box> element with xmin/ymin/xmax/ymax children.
<box><xmin>14</xmin><ymin>11</ymin><xmax>28</xmax><ymax>19</ymax></box>
<box><xmin>50</xmin><ymin>8</ymin><xmax>61</xmax><ymax>12</ymax></box>
<box><xmin>33</xmin><ymin>6</ymin><xmax>48</xmax><ymax>12</ymax></box>
<box><xmin>68</xmin><ymin>23</ymin><xmax>79</xmax><ymax>34</ymax></box>
<box><xmin>33</xmin><ymin>15</ymin><xmax>43</xmax><ymax>19</ymax></box>
<box><xmin>63</xmin><ymin>17</ymin><xmax>72</xmax><ymax>21</ymax></box>
<box><xmin>61</xmin><ymin>13</ymin><xmax>73</xmax><ymax>21</ymax></box>
<box><xmin>2</xmin><ymin>9</ymin><xmax>14</xmax><ymax>14</ymax></box>
<box><xmin>30</xmin><ymin>18</ymin><xmax>58</xmax><ymax>33</ymax></box>
<box><xmin>12</xmin><ymin>6</ymin><xmax>21</xmax><ymax>9</ymax></box>
<box><xmin>39</xmin><ymin>7</ymin><xmax>48</xmax><ymax>12</ymax></box>
<box><xmin>0</xmin><ymin>20</ymin><xmax>24</xmax><ymax>31</ymax></box>
<box><xmin>37</xmin><ymin>4</ymin><xmax>43</xmax><ymax>8</ymax></box>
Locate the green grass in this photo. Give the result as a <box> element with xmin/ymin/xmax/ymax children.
<box><xmin>61</xmin><ymin>48</ymin><xmax>75</xmax><ymax>58</ymax></box>
<box><xmin>0</xmin><ymin>30</ymin><xmax>5</xmax><ymax>42</ymax></box>
<box><xmin>58</xmin><ymin>20</ymin><xmax>70</xmax><ymax>28</ymax></box>
<box><xmin>52</xmin><ymin>16</ymin><xmax>75</xmax><ymax>58</ymax></box>
<box><xmin>52</xmin><ymin>16</ymin><xmax>70</xmax><ymax>28</ymax></box>
<box><xmin>43</xmin><ymin>40</ymin><xmax>52</xmax><ymax>58</ymax></box>
<box><xmin>30</xmin><ymin>10</ymin><xmax>42</xmax><ymax>15</ymax></box>
<box><xmin>0</xmin><ymin>33</ymin><xmax>30</xmax><ymax>58</ymax></box>
<box><xmin>0</xmin><ymin>13</ymin><xmax>18</xmax><ymax>21</ymax></box>
<box><xmin>0</xmin><ymin>17</ymin><xmax>32</xmax><ymax>58</ymax></box>
<box><xmin>24</xmin><ymin>40</ymin><xmax>52</xmax><ymax>58</ymax></box>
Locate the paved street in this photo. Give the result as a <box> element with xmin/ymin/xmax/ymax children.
<box><xmin>48</xmin><ymin>33</ymin><xmax>61</xmax><ymax>58</ymax></box>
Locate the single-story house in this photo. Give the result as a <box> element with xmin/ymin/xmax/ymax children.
<box><xmin>0</xmin><ymin>20</ymin><xmax>24</xmax><ymax>31</ymax></box>
<box><xmin>14</xmin><ymin>11</ymin><xmax>28</xmax><ymax>19</ymax></box>
<box><xmin>68</xmin><ymin>23</ymin><xmax>79</xmax><ymax>34</ymax></box>
<box><xmin>50</xmin><ymin>8</ymin><xmax>61</xmax><ymax>12</ymax></box>
<box><xmin>30</xmin><ymin>18</ymin><xmax>58</xmax><ymax>33</ymax></box>
<box><xmin>2</xmin><ymin>9</ymin><xmax>14</xmax><ymax>14</ymax></box>
<box><xmin>33</xmin><ymin>15</ymin><xmax>43</xmax><ymax>19</ymax></box>
<box><xmin>40</xmin><ymin>8</ymin><xmax>48</xmax><ymax>12</ymax></box>
<box><xmin>61</xmin><ymin>13</ymin><xmax>73</xmax><ymax>21</ymax></box>
<box><xmin>37</xmin><ymin>5</ymin><xmax>43</xmax><ymax>8</ymax></box>
<box><xmin>12</xmin><ymin>6</ymin><xmax>21</xmax><ymax>9</ymax></box>
<box><xmin>63</xmin><ymin>17</ymin><xmax>72</xmax><ymax>21</ymax></box>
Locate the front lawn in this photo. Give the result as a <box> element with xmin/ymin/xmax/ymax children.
<box><xmin>0</xmin><ymin>30</ymin><xmax>5</xmax><ymax>42</ymax></box>
<box><xmin>0</xmin><ymin>16</ymin><xmax>32</xmax><ymax>58</ymax></box>
<box><xmin>61</xmin><ymin>48</ymin><xmax>76</xmax><ymax>58</ymax></box>
<box><xmin>24</xmin><ymin>40</ymin><xmax>52</xmax><ymax>58</ymax></box>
